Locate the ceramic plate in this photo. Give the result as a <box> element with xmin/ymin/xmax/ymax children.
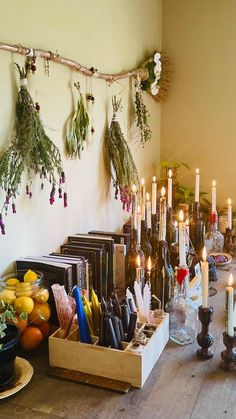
<box><xmin>0</xmin><ymin>356</ymin><xmax>33</xmax><ymax>399</ymax></box>
<box><xmin>209</xmin><ymin>252</ymin><xmax>232</xmax><ymax>267</ymax></box>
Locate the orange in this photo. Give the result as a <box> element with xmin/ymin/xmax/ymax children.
<box><xmin>28</xmin><ymin>302</ymin><xmax>51</xmax><ymax>326</ymax></box>
<box><xmin>8</xmin><ymin>315</ymin><xmax>28</xmax><ymax>333</ymax></box>
<box><xmin>39</xmin><ymin>321</ymin><xmax>51</xmax><ymax>339</ymax></box>
<box><xmin>20</xmin><ymin>326</ymin><xmax>43</xmax><ymax>350</ymax></box>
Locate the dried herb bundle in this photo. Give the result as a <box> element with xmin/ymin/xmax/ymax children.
<box><xmin>104</xmin><ymin>96</ymin><xmax>139</xmax><ymax>210</ymax></box>
<box><xmin>134</xmin><ymin>79</ymin><xmax>151</xmax><ymax>147</ymax></box>
<box><xmin>0</xmin><ymin>64</ymin><xmax>66</xmax><ymax>234</ymax></box>
<box><xmin>66</xmin><ymin>82</ymin><xmax>89</xmax><ymax>159</ymax></box>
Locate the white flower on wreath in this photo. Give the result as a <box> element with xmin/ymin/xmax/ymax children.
<box><xmin>154</xmin><ymin>52</ymin><xmax>161</xmax><ymax>63</ymax></box>
<box><xmin>151</xmin><ymin>81</ymin><xmax>160</xmax><ymax>96</ymax></box>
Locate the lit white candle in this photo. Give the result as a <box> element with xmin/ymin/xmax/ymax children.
<box><xmin>147</xmin><ymin>256</ymin><xmax>152</xmax><ymax>283</ymax></box>
<box><xmin>195</xmin><ymin>168</ymin><xmax>200</xmax><ymax>203</ymax></box>
<box><xmin>178</xmin><ymin>210</ymin><xmax>186</xmax><ymax>266</ymax></box>
<box><xmin>227</xmin><ymin>198</ymin><xmax>232</xmax><ymax>230</ymax></box>
<box><xmin>167</xmin><ymin>169</ymin><xmax>172</xmax><ymax>208</ymax></box>
<box><xmin>146</xmin><ymin>192</ymin><xmax>152</xmax><ymax>229</ymax></box>
<box><xmin>140</xmin><ymin>178</ymin><xmax>146</xmax><ymax>221</ymax></box>
<box><xmin>152</xmin><ymin>176</ymin><xmax>157</xmax><ymax>214</ymax></box>
<box><xmin>137</xmin><ymin>205</ymin><xmax>141</xmax><ymax>245</ymax></box>
<box><xmin>226</xmin><ymin>274</ymin><xmax>234</xmax><ymax>337</ymax></box>
<box><xmin>201</xmin><ymin>246</ymin><xmax>209</xmax><ymax>308</ymax></box>
<box><xmin>159</xmin><ymin>187</ymin><xmax>167</xmax><ymax>241</ymax></box>
<box><xmin>212</xmin><ymin>180</ymin><xmax>216</xmax><ymax>212</ymax></box>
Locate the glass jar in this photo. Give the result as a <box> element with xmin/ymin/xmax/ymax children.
<box><xmin>204</xmin><ymin>212</ymin><xmax>224</xmax><ymax>253</ymax></box>
<box><xmin>165</xmin><ymin>266</ymin><xmax>198</xmax><ymax>345</ymax></box>
<box><xmin>0</xmin><ymin>269</ymin><xmax>50</xmax><ymax>323</ymax></box>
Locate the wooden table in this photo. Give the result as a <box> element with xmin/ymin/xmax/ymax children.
<box><xmin>1</xmin><ymin>265</ymin><xmax>236</xmax><ymax>419</ymax></box>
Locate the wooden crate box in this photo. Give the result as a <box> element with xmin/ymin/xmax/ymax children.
<box><xmin>49</xmin><ymin>313</ymin><xmax>169</xmax><ymax>388</ymax></box>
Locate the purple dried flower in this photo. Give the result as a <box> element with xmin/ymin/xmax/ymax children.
<box><xmin>29</xmin><ymin>191</ymin><xmax>32</xmax><ymax>199</ymax></box>
<box><xmin>12</xmin><ymin>203</ymin><xmax>16</xmax><ymax>214</ymax></box>
<box><xmin>61</xmin><ymin>171</ymin><xmax>65</xmax><ymax>184</ymax></box>
<box><xmin>5</xmin><ymin>195</ymin><xmax>10</xmax><ymax>204</ymax></box>
<box><xmin>63</xmin><ymin>192</ymin><xmax>68</xmax><ymax>208</ymax></box>
<box><xmin>58</xmin><ymin>187</ymin><xmax>62</xmax><ymax>198</ymax></box>
<box><xmin>26</xmin><ymin>185</ymin><xmax>29</xmax><ymax>195</ymax></box>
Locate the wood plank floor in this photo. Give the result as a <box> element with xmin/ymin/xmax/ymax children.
<box><xmin>1</xmin><ymin>265</ymin><xmax>236</xmax><ymax>419</ymax></box>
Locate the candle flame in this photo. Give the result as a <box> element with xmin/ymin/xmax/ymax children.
<box><xmin>137</xmin><ymin>205</ymin><xmax>141</xmax><ymax>214</ymax></box>
<box><xmin>141</xmin><ymin>178</ymin><xmax>145</xmax><ymax>186</ymax></box>
<box><xmin>168</xmin><ymin>169</ymin><xmax>172</xmax><ymax>178</ymax></box>
<box><xmin>186</xmin><ymin>219</ymin><xmax>189</xmax><ymax>226</ymax></box>
<box><xmin>147</xmin><ymin>256</ymin><xmax>152</xmax><ymax>271</ymax></box>
<box><xmin>146</xmin><ymin>192</ymin><xmax>150</xmax><ymax>201</ymax></box>
<box><xmin>196</xmin><ymin>168</ymin><xmax>199</xmax><ymax>175</ymax></box>
<box><xmin>212</xmin><ymin>180</ymin><xmax>216</xmax><ymax>187</ymax></box>
<box><xmin>179</xmin><ymin>210</ymin><xmax>184</xmax><ymax>222</ymax></box>
<box><xmin>152</xmin><ymin>176</ymin><xmax>157</xmax><ymax>183</ymax></box>
<box><xmin>161</xmin><ymin>186</ymin><xmax>166</xmax><ymax>197</ymax></box>
<box><xmin>174</xmin><ymin>220</ymin><xmax>178</xmax><ymax>228</ymax></box>
<box><xmin>228</xmin><ymin>273</ymin><xmax>234</xmax><ymax>287</ymax></box>
<box><xmin>137</xmin><ymin>255</ymin><xmax>141</xmax><ymax>268</ymax></box>
<box><xmin>202</xmin><ymin>246</ymin><xmax>207</xmax><ymax>262</ymax></box>
<box><xmin>228</xmin><ymin>198</ymin><xmax>232</xmax><ymax>206</ymax></box>
<box><xmin>132</xmin><ymin>184</ymin><xmax>137</xmax><ymax>193</ymax></box>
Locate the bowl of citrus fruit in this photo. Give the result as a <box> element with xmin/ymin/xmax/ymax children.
<box><xmin>0</xmin><ymin>269</ymin><xmax>51</xmax><ymax>351</ymax></box>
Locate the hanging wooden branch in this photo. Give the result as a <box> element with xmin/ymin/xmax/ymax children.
<box><xmin>104</xmin><ymin>96</ymin><xmax>139</xmax><ymax>211</ymax></box>
<box><xmin>0</xmin><ymin>64</ymin><xmax>66</xmax><ymax>235</ymax></box>
<box><xmin>0</xmin><ymin>42</ymin><xmax>170</xmax><ymax>101</ymax></box>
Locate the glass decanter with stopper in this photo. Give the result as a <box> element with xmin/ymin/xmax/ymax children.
<box><xmin>165</xmin><ymin>266</ymin><xmax>198</xmax><ymax>345</ymax></box>
<box><xmin>204</xmin><ymin>212</ymin><xmax>224</xmax><ymax>253</ymax></box>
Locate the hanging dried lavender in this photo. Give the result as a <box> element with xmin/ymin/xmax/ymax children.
<box><xmin>104</xmin><ymin>96</ymin><xmax>139</xmax><ymax>211</ymax></box>
<box><xmin>134</xmin><ymin>77</ymin><xmax>151</xmax><ymax>147</ymax></box>
<box><xmin>0</xmin><ymin>64</ymin><xmax>66</xmax><ymax>234</ymax></box>
<box><xmin>66</xmin><ymin>82</ymin><xmax>89</xmax><ymax>159</ymax></box>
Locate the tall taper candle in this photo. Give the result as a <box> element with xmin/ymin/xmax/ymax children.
<box><xmin>226</xmin><ymin>275</ymin><xmax>234</xmax><ymax>337</ymax></box>
<box><xmin>137</xmin><ymin>205</ymin><xmax>141</xmax><ymax>245</ymax></box>
<box><xmin>178</xmin><ymin>210</ymin><xmax>186</xmax><ymax>266</ymax></box>
<box><xmin>159</xmin><ymin>187</ymin><xmax>167</xmax><ymax>241</ymax></box>
<box><xmin>228</xmin><ymin>198</ymin><xmax>232</xmax><ymax>230</ymax></box>
<box><xmin>141</xmin><ymin>178</ymin><xmax>146</xmax><ymax>221</ymax></box>
<box><xmin>167</xmin><ymin>169</ymin><xmax>172</xmax><ymax>209</ymax></box>
<box><xmin>195</xmin><ymin>168</ymin><xmax>200</xmax><ymax>203</ymax></box>
<box><xmin>131</xmin><ymin>184</ymin><xmax>137</xmax><ymax>229</ymax></box>
<box><xmin>212</xmin><ymin>180</ymin><xmax>216</xmax><ymax>213</ymax></box>
<box><xmin>201</xmin><ymin>246</ymin><xmax>209</xmax><ymax>308</ymax></box>
<box><xmin>146</xmin><ymin>192</ymin><xmax>152</xmax><ymax>229</ymax></box>
<box><xmin>152</xmin><ymin>176</ymin><xmax>157</xmax><ymax>214</ymax></box>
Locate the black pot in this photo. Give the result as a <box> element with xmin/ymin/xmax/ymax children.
<box><xmin>0</xmin><ymin>324</ymin><xmax>20</xmax><ymax>390</ymax></box>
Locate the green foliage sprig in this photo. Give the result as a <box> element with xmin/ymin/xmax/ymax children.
<box><xmin>104</xmin><ymin>96</ymin><xmax>139</xmax><ymax>210</ymax></box>
<box><xmin>0</xmin><ymin>63</ymin><xmax>66</xmax><ymax>234</ymax></box>
<box><xmin>66</xmin><ymin>82</ymin><xmax>89</xmax><ymax>159</ymax></box>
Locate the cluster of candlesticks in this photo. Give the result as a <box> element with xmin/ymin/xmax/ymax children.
<box><xmin>125</xmin><ymin>169</ymin><xmax>236</xmax><ymax>362</ymax></box>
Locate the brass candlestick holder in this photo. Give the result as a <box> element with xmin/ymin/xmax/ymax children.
<box><xmin>220</xmin><ymin>331</ymin><xmax>236</xmax><ymax>371</ymax></box>
<box><xmin>197</xmin><ymin>306</ymin><xmax>214</xmax><ymax>359</ymax></box>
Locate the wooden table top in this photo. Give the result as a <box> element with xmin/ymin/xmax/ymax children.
<box><xmin>1</xmin><ymin>264</ymin><xmax>236</xmax><ymax>419</ymax></box>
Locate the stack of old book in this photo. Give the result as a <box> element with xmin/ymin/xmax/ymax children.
<box><xmin>15</xmin><ymin>230</ymin><xmax>130</xmax><ymax>322</ymax></box>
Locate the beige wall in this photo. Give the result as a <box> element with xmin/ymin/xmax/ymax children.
<box><xmin>0</xmin><ymin>0</ymin><xmax>162</xmax><ymax>272</ymax></box>
<box><xmin>162</xmin><ymin>0</ymin><xmax>236</xmax><ymax>208</ymax></box>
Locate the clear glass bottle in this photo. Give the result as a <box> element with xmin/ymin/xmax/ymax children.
<box><xmin>165</xmin><ymin>267</ymin><xmax>198</xmax><ymax>345</ymax></box>
<box><xmin>204</xmin><ymin>212</ymin><xmax>224</xmax><ymax>253</ymax></box>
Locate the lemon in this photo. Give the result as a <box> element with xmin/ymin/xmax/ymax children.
<box><xmin>0</xmin><ymin>290</ymin><xmax>16</xmax><ymax>304</ymax></box>
<box><xmin>33</xmin><ymin>288</ymin><xmax>49</xmax><ymax>303</ymax></box>
<box><xmin>24</xmin><ymin>269</ymin><xmax>38</xmax><ymax>283</ymax></box>
<box><xmin>14</xmin><ymin>296</ymin><xmax>34</xmax><ymax>314</ymax></box>
<box><xmin>16</xmin><ymin>289</ymin><xmax>33</xmax><ymax>298</ymax></box>
<box><xmin>6</xmin><ymin>278</ymin><xmax>20</xmax><ymax>286</ymax></box>
<box><xmin>16</xmin><ymin>282</ymin><xmax>31</xmax><ymax>289</ymax></box>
